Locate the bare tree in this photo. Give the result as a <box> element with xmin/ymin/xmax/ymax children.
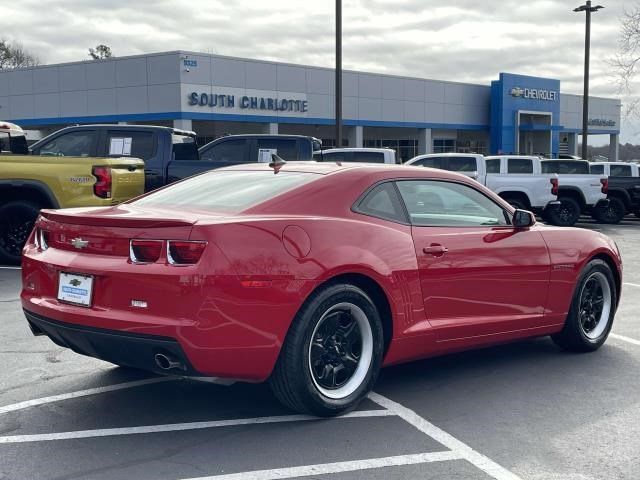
<box><xmin>88</xmin><ymin>44</ymin><xmax>113</xmax><ymax>60</ymax></box>
<box><xmin>0</xmin><ymin>39</ymin><xmax>40</xmax><ymax>69</ymax></box>
<box><xmin>612</xmin><ymin>4</ymin><xmax>640</xmax><ymax>117</ymax></box>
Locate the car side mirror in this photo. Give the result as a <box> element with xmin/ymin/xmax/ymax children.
<box><xmin>513</xmin><ymin>209</ymin><xmax>536</xmax><ymax>228</ymax></box>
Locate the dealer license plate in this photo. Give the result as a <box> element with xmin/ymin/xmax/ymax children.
<box><xmin>57</xmin><ymin>272</ymin><xmax>94</xmax><ymax>307</ymax></box>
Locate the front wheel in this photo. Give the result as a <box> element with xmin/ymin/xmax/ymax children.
<box><xmin>552</xmin><ymin>259</ymin><xmax>617</xmax><ymax>352</ymax></box>
<box><xmin>545</xmin><ymin>197</ymin><xmax>581</xmax><ymax>226</ymax></box>
<box><xmin>270</xmin><ymin>283</ymin><xmax>384</xmax><ymax>416</ymax></box>
<box><xmin>0</xmin><ymin>200</ymin><xmax>41</xmax><ymax>265</ymax></box>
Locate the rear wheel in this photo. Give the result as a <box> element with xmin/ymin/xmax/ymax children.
<box><xmin>545</xmin><ymin>197</ymin><xmax>581</xmax><ymax>226</ymax></box>
<box><xmin>552</xmin><ymin>259</ymin><xmax>616</xmax><ymax>352</ymax></box>
<box><xmin>0</xmin><ymin>200</ymin><xmax>40</xmax><ymax>265</ymax></box>
<box><xmin>270</xmin><ymin>283</ymin><xmax>384</xmax><ymax>417</ymax></box>
<box><xmin>593</xmin><ymin>197</ymin><xmax>626</xmax><ymax>224</ymax></box>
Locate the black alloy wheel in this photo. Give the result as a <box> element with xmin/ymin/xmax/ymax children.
<box><xmin>0</xmin><ymin>200</ymin><xmax>40</xmax><ymax>265</ymax></box>
<box><xmin>270</xmin><ymin>283</ymin><xmax>383</xmax><ymax>417</ymax></box>
<box><xmin>552</xmin><ymin>259</ymin><xmax>616</xmax><ymax>352</ymax></box>
<box><xmin>593</xmin><ymin>197</ymin><xmax>626</xmax><ymax>224</ymax></box>
<box><xmin>309</xmin><ymin>306</ymin><xmax>364</xmax><ymax>393</ymax></box>
<box><xmin>546</xmin><ymin>197</ymin><xmax>580</xmax><ymax>227</ymax></box>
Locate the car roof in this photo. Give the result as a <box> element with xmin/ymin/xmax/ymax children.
<box><xmin>213</xmin><ymin>134</ymin><xmax>320</xmax><ymax>140</ymax></box>
<box><xmin>216</xmin><ymin>160</ymin><xmax>469</xmax><ymax>179</ymax></box>
<box><xmin>320</xmin><ymin>148</ymin><xmax>394</xmax><ymax>153</ymax></box>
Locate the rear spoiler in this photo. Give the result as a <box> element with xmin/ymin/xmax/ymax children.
<box><xmin>39</xmin><ymin>209</ymin><xmax>195</xmax><ymax>228</ymax></box>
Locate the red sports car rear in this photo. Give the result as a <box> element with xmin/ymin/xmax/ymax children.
<box><xmin>21</xmin><ymin>162</ymin><xmax>623</xmax><ymax>416</ymax></box>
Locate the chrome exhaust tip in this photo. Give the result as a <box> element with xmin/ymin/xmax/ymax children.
<box><xmin>154</xmin><ymin>352</ymin><xmax>184</xmax><ymax>371</ymax></box>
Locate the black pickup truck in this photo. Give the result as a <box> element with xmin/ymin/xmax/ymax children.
<box><xmin>30</xmin><ymin>125</ymin><xmax>320</xmax><ymax>192</ymax></box>
<box><xmin>590</xmin><ymin>162</ymin><xmax>640</xmax><ymax>223</ymax></box>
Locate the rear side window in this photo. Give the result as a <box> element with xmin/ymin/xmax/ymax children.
<box><xmin>107</xmin><ymin>131</ymin><xmax>155</xmax><ymax>160</ymax></box>
<box><xmin>39</xmin><ymin>131</ymin><xmax>94</xmax><ymax>157</ymax></box>
<box><xmin>412</xmin><ymin>156</ymin><xmax>445</xmax><ymax>169</ymax></box>
<box><xmin>134</xmin><ymin>171</ymin><xmax>318</xmax><ymax>213</ymax></box>
<box><xmin>354</xmin><ymin>182</ymin><xmax>406</xmax><ymax>223</ymax></box>
<box><xmin>590</xmin><ymin>164</ymin><xmax>605</xmax><ymax>175</ymax></box>
<box><xmin>541</xmin><ymin>161</ymin><xmax>590</xmax><ymax>174</ymax></box>
<box><xmin>507</xmin><ymin>158</ymin><xmax>533</xmax><ymax>174</ymax></box>
<box><xmin>485</xmin><ymin>159</ymin><xmax>501</xmax><ymax>173</ymax></box>
<box><xmin>448</xmin><ymin>157</ymin><xmax>477</xmax><ymax>172</ymax></box>
<box><xmin>351</xmin><ymin>152</ymin><xmax>385</xmax><ymax>163</ymax></box>
<box><xmin>611</xmin><ymin>164</ymin><xmax>632</xmax><ymax>177</ymax></box>
<box><xmin>172</xmin><ymin>134</ymin><xmax>198</xmax><ymax>160</ymax></box>
<box><xmin>200</xmin><ymin>139</ymin><xmax>246</xmax><ymax>163</ymax></box>
<box><xmin>320</xmin><ymin>151</ymin><xmax>346</xmax><ymax>162</ymax></box>
<box><xmin>256</xmin><ymin>138</ymin><xmax>298</xmax><ymax>161</ymax></box>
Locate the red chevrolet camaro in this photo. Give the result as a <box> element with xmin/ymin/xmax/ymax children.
<box><xmin>21</xmin><ymin>162</ymin><xmax>622</xmax><ymax>416</ymax></box>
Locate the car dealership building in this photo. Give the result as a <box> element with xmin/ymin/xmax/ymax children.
<box><xmin>0</xmin><ymin>50</ymin><xmax>622</xmax><ymax>162</ymax></box>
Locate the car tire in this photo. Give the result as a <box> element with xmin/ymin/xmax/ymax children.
<box><xmin>270</xmin><ymin>283</ymin><xmax>384</xmax><ymax>417</ymax></box>
<box><xmin>0</xmin><ymin>200</ymin><xmax>40</xmax><ymax>265</ymax></box>
<box><xmin>593</xmin><ymin>197</ymin><xmax>626</xmax><ymax>224</ymax></box>
<box><xmin>502</xmin><ymin>196</ymin><xmax>527</xmax><ymax>211</ymax></box>
<box><xmin>551</xmin><ymin>259</ymin><xmax>617</xmax><ymax>352</ymax></box>
<box><xmin>546</xmin><ymin>197</ymin><xmax>581</xmax><ymax>227</ymax></box>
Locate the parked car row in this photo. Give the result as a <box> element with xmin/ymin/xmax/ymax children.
<box><xmin>1</xmin><ymin>121</ymin><xmax>638</xmax><ymax>264</ymax></box>
<box><xmin>404</xmin><ymin>153</ymin><xmax>628</xmax><ymax>227</ymax></box>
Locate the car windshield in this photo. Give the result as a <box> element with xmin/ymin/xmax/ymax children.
<box><xmin>133</xmin><ymin>170</ymin><xmax>319</xmax><ymax>213</ymax></box>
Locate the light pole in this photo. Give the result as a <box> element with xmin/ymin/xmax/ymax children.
<box><xmin>335</xmin><ymin>0</ymin><xmax>343</xmax><ymax>148</ymax></box>
<box><xmin>574</xmin><ymin>1</ymin><xmax>603</xmax><ymax>160</ymax></box>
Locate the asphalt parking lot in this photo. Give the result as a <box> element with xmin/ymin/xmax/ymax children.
<box><xmin>1</xmin><ymin>218</ymin><xmax>639</xmax><ymax>480</ymax></box>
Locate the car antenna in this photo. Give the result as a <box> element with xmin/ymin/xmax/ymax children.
<box><xmin>269</xmin><ymin>153</ymin><xmax>286</xmax><ymax>173</ymax></box>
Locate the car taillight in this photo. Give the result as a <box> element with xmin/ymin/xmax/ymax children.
<box><xmin>34</xmin><ymin>228</ymin><xmax>49</xmax><ymax>251</ymax></box>
<box><xmin>92</xmin><ymin>166</ymin><xmax>112</xmax><ymax>199</ymax></box>
<box><xmin>130</xmin><ymin>239</ymin><xmax>163</xmax><ymax>263</ymax></box>
<box><xmin>167</xmin><ymin>241</ymin><xmax>207</xmax><ymax>265</ymax></box>
<box><xmin>600</xmin><ymin>178</ymin><xmax>608</xmax><ymax>194</ymax></box>
<box><xmin>550</xmin><ymin>177</ymin><xmax>559</xmax><ymax>196</ymax></box>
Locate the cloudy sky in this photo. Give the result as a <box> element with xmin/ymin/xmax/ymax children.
<box><xmin>2</xmin><ymin>0</ymin><xmax>637</xmax><ymax>143</ymax></box>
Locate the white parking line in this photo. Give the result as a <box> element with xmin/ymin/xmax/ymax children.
<box><xmin>623</xmin><ymin>282</ymin><xmax>640</xmax><ymax>288</ymax></box>
<box><xmin>0</xmin><ymin>266</ymin><xmax>20</xmax><ymax>270</ymax></box>
<box><xmin>0</xmin><ymin>409</ymin><xmax>394</xmax><ymax>444</ymax></box>
<box><xmin>178</xmin><ymin>451</ymin><xmax>462</xmax><ymax>480</ymax></box>
<box><xmin>611</xmin><ymin>333</ymin><xmax>640</xmax><ymax>347</ymax></box>
<box><xmin>369</xmin><ymin>392</ymin><xmax>523</xmax><ymax>480</ymax></box>
<box><xmin>0</xmin><ymin>377</ymin><xmax>175</xmax><ymax>415</ymax></box>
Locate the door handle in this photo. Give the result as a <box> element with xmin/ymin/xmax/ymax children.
<box><xmin>423</xmin><ymin>244</ymin><xmax>448</xmax><ymax>256</ymax></box>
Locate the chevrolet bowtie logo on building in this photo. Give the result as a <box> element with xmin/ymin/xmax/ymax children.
<box><xmin>509</xmin><ymin>86</ymin><xmax>558</xmax><ymax>102</ymax></box>
<box><xmin>70</xmin><ymin>238</ymin><xmax>89</xmax><ymax>249</ymax></box>
<box><xmin>69</xmin><ymin>279</ymin><xmax>82</xmax><ymax>287</ymax></box>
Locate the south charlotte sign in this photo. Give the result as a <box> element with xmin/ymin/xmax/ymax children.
<box><xmin>188</xmin><ymin>92</ymin><xmax>309</xmax><ymax>113</ymax></box>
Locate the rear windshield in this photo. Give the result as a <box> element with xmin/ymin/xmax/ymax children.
<box><xmin>172</xmin><ymin>134</ymin><xmax>199</xmax><ymax>160</ymax></box>
<box><xmin>541</xmin><ymin>160</ymin><xmax>590</xmax><ymax>174</ymax></box>
<box><xmin>133</xmin><ymin>170</ymin><xmax>319</xmax><ymax>213</ymax></box>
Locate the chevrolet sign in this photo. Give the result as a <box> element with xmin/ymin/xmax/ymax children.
<box><xmin>510</xmin><ymin>86</ymin><xmax>558</xmax><ymax>102</ymax></box>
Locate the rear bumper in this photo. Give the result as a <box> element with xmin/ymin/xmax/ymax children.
<box><xmin>24</xmin><ymin>309</ymin><xmax>200</xmax><ymax>376</ymax></box>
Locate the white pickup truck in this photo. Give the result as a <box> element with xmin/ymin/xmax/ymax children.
<box><xmin>406</xmin><ymin>153</ymin><xmax>560</xmax><ymax>216</ymax></box>
<box><xmin>539</xmin><ymin>159</ymin><xmax>608</xmax><ymax>226</ymax></box>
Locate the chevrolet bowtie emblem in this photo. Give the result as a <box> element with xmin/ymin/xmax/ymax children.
<box><xmin>70</xmin><ymin>238</ymin><xmax>89</xmax><ymax>249</ymax></box>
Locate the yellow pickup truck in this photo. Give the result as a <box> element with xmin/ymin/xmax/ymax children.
<box><xmin>0</xmin><ymin>122</ymin><xmax>145</xmax><ymax>264</ymax></box>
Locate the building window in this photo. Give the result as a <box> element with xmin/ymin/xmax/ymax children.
<box><xmin>433</xmin><ymin>139</ymin><xmax>455</xmax><ymax>153</ymax></box>
<box><xmin>456</xmin><ymin>139</ymin><xmax>487</xmax><ymax>155</ymax></box>
<box><xmin>363</xmin><ymin>139</ymin><xmax>418</xmax><ymax>163</ymax></box>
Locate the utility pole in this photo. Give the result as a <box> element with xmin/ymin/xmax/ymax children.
<box><xmin>574</xmin><ymin>1</ymin><xmax>603</xmax><ymax>160</ymax></box>
<box><xmin>335</xmin><ymin>0</ymin><xmax>343</xmax><ymax>148</ymax></box>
